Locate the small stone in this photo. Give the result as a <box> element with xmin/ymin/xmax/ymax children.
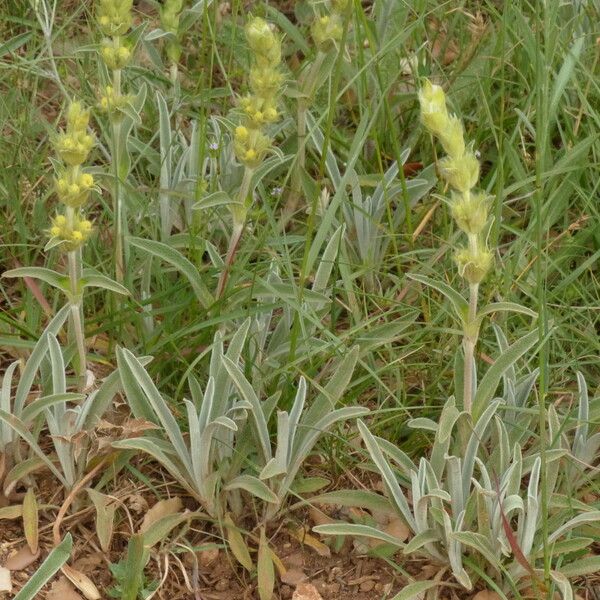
<box><xmin>360</xmin><ymin>579</ymin><xmax>376</xmax><ymax>592</ymax></box>
<box><xmin>281</xmin><ymin>568</ymin><xmax>307</xmax><ymax>587</ymax></box>
<box><xmin>292</xmin><ymin>583</ymin><xmax>324</xmax><ymax>600</ymax></box>
<box><xmin>214</xmin><ymin>579</ymin><xmax>230</xmax><ymax>591</ymax></box>
<box><xmin>198</xmin><ymin>547</ymin><xmax>219</xmax><ymax>567</ymax></box>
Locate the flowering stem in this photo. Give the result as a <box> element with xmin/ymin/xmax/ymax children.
<box><xmin>66</xmin><ymin>207</ymin><xmax>86</xmax><ymax>390</ymax></box>
<box><xmin>111</xmin><ymin>68</ymin><xmax>125</xmax><ymax>284</ymax></box>
<box><xmin>216</xmin><ymin>167</ymin><xmax>253</xmax><ymax>299</ymax></box>
<box><xmin>463</xmin><ymin>282</ymin><xmax>479</xmax><ymax>414</ymax></box>
<box><xmin>284</xmin><ymin>51</ymin><xmax>327</xmax><ymax>223</ymax></box>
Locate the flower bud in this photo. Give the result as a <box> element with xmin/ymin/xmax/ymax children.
<box><xmin>439</xmin><ymin>115</ymin><xmax>465</xmax><ymax>158</ymax></box>
<box><xmin>97</xmin><ymin>0</ymin><xmax>133</xmax><ymax>37</ymax></box>
<box><xmin>249</xmin><ymin>66</ymin><xmax>284</xmax><ymax>98</ymax></box>
<box><xmin>234</xmin><ymin>127</ymin><xmax>271</xmax><ymax>168</ymax></box>
<box><xmin>101</xmin><ymin>39</ymin><xmax>132</xmax><ymax>69</ymax></box>
<box><xmin>418</xmin><ymin>80</ymin><xmax>449</xmax><ymax>136</ymax></box>
<box><xmin>455</xmin><ymin>245</ymin><xmax>493</xmax><ymax>284</ymax></box>
<box><xmin>450</xmin><ymin>191</ymin><xmax>490</xmax><ymax>235</ymax></box>
<box><xmin>439</xmin><ymin>151</ymin><xmax>480</xmax><ymax>193</ymax></box>
<box><xmin>331</xmin><ymin>0</ymin><xmax>351</xmax><ymax>13</ymax></box>
<box><xmin>311</xmin><ymin>14</ymin><xmax>343</xmax><ymax>50</ymax></box>
<box><xmin>245</xmin><ymin>17</ymin><xmax>276</xmax><ymax>54</ymax></box>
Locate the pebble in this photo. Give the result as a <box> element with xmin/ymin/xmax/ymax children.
<box><xmin>214</xmin><ymin>578</ymin><xmax>230</xmax><ymax>591</ymax></box>
<box><xmin>360</xmin><ymin>579</ymin><xmax>376</xmax><ymax>592</ymax></box>
<box><xmin>292</xmin><ymin>582</ymin><xmax>324</xmax><ymax>600</ymax></box>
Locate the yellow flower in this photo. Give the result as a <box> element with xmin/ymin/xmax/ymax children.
<box><xmin>97</xmin><ymin>0</ymin><xmax>133</xmax><ymax>37</ymax></box>
<box><xmin>439</xmin><ymin>151</ymin><xmax>480</xmax><ymax>193</ymax></box>
<box><xmin>450</xmin><ymin>191</ymin><xmax>490</xmax><ymax>235</ymax></box>
<box><xmin>418</xmin><ymin>80</ymin><xmax>449</xmax><ymax>137</ymax></box>
<box><xmin>455</xmin><ymin>245</ymin><xmax>493</xmax><ymax>284</ymax></box>
<box><xmin>311</xmin><ymin>13</ymin><xmax>343</xmax><ymax>50</ymax></box>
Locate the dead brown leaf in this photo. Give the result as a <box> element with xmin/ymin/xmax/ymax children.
<box><xmin>139</xmin><ymin>496</ymin><xmax>182</xmax><ymax>533</ymax></box>
<box><xmin>47</xmin><ymin>576</ymin><xmax>83</xmax><ymax>600</ymax></box>
<box><xmin>61</xmin><ymin>564</ymin><xmax>101</xmax><ymax>600</ymax></box>
<box><xmin>288</xmin><ymin>527</ymin><xmax>331</xmax><ymax>558</ymax></box>
<box><xmin>0</xmin><ymin>567</ymin><xmax>12</xmax><ymax>593</ymax></box>
<box><xmin>4</xmin><ymin>545</ymin><xmax>40</xmax><ymax>570</ymax></box>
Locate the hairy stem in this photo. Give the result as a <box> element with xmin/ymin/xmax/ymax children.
<box><xmin>284</xmin><ymin>51</ymin><xmax>327</xmax><ymax>223</ymax></box>
<box><xmin>111</xmin><ymin>68</ymin><xmax>125</xmax><ymax>284</ymax></box>
<box><xmin>215</xmin><ymin>167</ymin><xmax>253</xmax><ymax>299</ymax></box>
<box><xmin>463</xmin><ymin>281</ymin><xmax>479</xmax><ymax>414</ymax></box>
<box><xmin>66</xmin><ymin>206</ymin><xmax>86</xmax><ymax>390</ymax></box>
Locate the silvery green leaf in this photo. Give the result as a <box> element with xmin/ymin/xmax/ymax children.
<box><xmin>407</xmin><ymin>273</ymin><xmax>468</xmax><ymax>325</ymax></box>
<box><xmin>442</xmin><ymin>510</ymin><xmax>471</xmax><ymax>590</ymax></box>
<box><xmin>548</xmin><ymin>510</ymin><xmax>600</xmax><ymax>544</ymax></box>
<box><xmin>312</xmin><ymin>224</ymin><xmax>344</xmax><ymax>298</ymax></box>
<box><xmin>376</xmin><ymin>436</ymin><xmax>415</xmax><ymax>476</ymax></box>
<box><xmin>472</xmin><ymin>329</ymin><xmax>540</xmax><ymax>419</ymax></box>
<box><xmin>129</xmin><ymin>237</ymin><xmax>213</xmax><ymax>308</ymax></box>
<box><xmin>390</xmin><ymin>581</ymin><xmax>438</xmax><ymax>600</ymax></box>
<box><xmin>15</xmin><ymin>303</ymin><xmax>71</xmax><ymax>415</ymax></box>
<box><xmin>287</xmin><ymin>407</ymin><xmax>368</xmax><ymax>490</ymax></box>
<box><xmin>113</xmin><ymin>438</ymin><xmax>197</xmax><ymax>499</ymax></box>
<box><xmin>549</xmin><ymin>570</ymin><xmax>573</xmax><ymax>600</ymax></box>
<box><xmin>1</xmin><ymin>362</ymin><xmax>19</xmax><ymax>448</ymax></box>
<box><xmin>403</xmin><ymin>530</ymin><xmax>440</xmax><ymax>555</ymax></box>
<box><xmin>13</xmin><ymin>534</ymin><xmax>72</xmax><ymax>600</ymax></box>
<box><xmin>287</xmin><ymin>378</ymin><xmax>306</xmax><ymax>456</ymax></box>
<box><xmin>221</xmin><ymin>355</ymin><xmax>271</xmax><ymax>464</ymax></box>
<box><xmin>462</xmin><ymin>400</ymin><xmax>501</xmax><ymax>498</ymax></box>
<box><xmin>260</xmin><ymin>457</ymin><xmax>286</xmax><ymax>481</ymax></box>
<box><xmin>314</xmin><ymin>523</ymin><xmax>406</xmax><ymax>547</ymax></box>
<box><xmin>80</xmin><ymin>270</ymin><xmax>129</xmax><ymax>295</ymax></box>
<box><xmin>2</xmin><ymin>267</ymin><xmax>69</xmax><ymax>293</ymax></box>
<box><xmin>0</xmin><ymin>410</ymin><xmax>67</xmax><ymax>486</ymax></box>
<box><xmin>452</xmin><ymin>531</ymin><xmax>500</xmax><ymax>569</ymax></box>
<box><xmin>117</xmin><ymin>348</ymin><xmax>193</xmax><ymax>479</ymax></box>
<box><xmin>358</xmin><ymin>420</ymin><xmax>416</xmax><ymax>531</ymax></box>
<box><xmin>407</xmin><ymin>418</ymin><xmax>437</xmax><ymax>432</ymax></box>
<box><xmin>225</xmin><ymin>475</ymin><xmax>279</xmax><ymax>504</ymax></box>
<box><xmin>21</xmin><ymin>393</ymin><xmax>84</xmax><ymax>422</ymax></box>
<box><xmin>557</xmin><ymin>556</ymin><xmax>600</xmax><ymax>577</ymax></box>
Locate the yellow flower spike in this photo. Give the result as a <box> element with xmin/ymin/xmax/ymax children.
<box><xmin>455</xmin><ymin>245</ymin><xmax>493</xmax><ymax>285</ymax></box>
<box><xmin>66</xmin><ymin>102</ymin><xmax>90</xmax><ymax>132</ymax></box>
<box><xmin>101</xmin><ymin>39</ymin><xmax>131</xmax><ymax>70</ymax></box>
<box><xmin>331</xmin><ymin>0</ymin><xmax>351</xmax><ymax>13</ymax></box>
<box><xmin>235</xmin><ymin>126</ymin><xmax>249</xmax><ymax>140</ymax></box>
<box><xmin>439</xmin><ymin>115</ymin><xmax>465</xmax><ymax>159</ymax></box>
<box><xmin>79</xmin><ymin>220</ymin><xmax>93</xmax><ymax>233</ymax></box>
<box><xmin>50</xmin><ymin>226</ymin><xmax>61</xmax><ymax>237</ymax></box>
<box><xmin>97</xmin><ymin>0</ymin><xmax>133</xmax><ymax>37</ymax></box>
<box><xmin>245</xmin><ymin>17</ymin><xmax>281</xmax><ymax>67</ymax></box>
<box><xmin>55</xmin><ymin>215</ymin><xmax>67</xmax><ymax>227</ymax></box>
<box><xmin>450</xmin><ymin>191</ymin><xmax>490</xmax><ymax>236</ymax></box>
<box><xmin>311</xmin><ymin>13</ymin><xmax>343</xmax><ymax>50</ymax></box>
<box><xmin>439</xmin><ymin>152</ymin><xmax>480</xmax><ymax>193</ymax></box>
<box><xmin>418</xmin><ymin>80</ymin><xmax>449</xmax><ymax>137</ymax></box>
<box><xmin>249</xmin><ymin>66</ymin><xmax>284</xmax><ymax>98</ymax></box>
<box><xmin>72</xmin><ymin>230</ymin><xmax>83</xmax><ymax>242</ymax></box>
<box><xmin>264</xmin><ymin>107</ymin><xmax>278</xmax><ymax>122</ymax></box>
<box><xmin>80</xmin><ymin>173</ymin><xmax>94</xmax><ymax>188</ymax></box>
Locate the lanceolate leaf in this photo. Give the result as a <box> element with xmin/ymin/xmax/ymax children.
<box><xmin>472</xmin><ymin>329</ymin><xmax>540</xmax><ymax>419</ymax></box>
<box><xmin>129</xmin><ymin>237</ymin><xmax>213</xmax><ymax>307</ymax></box>
<box><xmin>14</xmin><ymin>534</ymin><xmax>72</xmax><ymax>600</ymax></box>
<box><xmin>2</xmin><ymin>267</ymin><xmax>68</xmax><ymax>293</ymax></box>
